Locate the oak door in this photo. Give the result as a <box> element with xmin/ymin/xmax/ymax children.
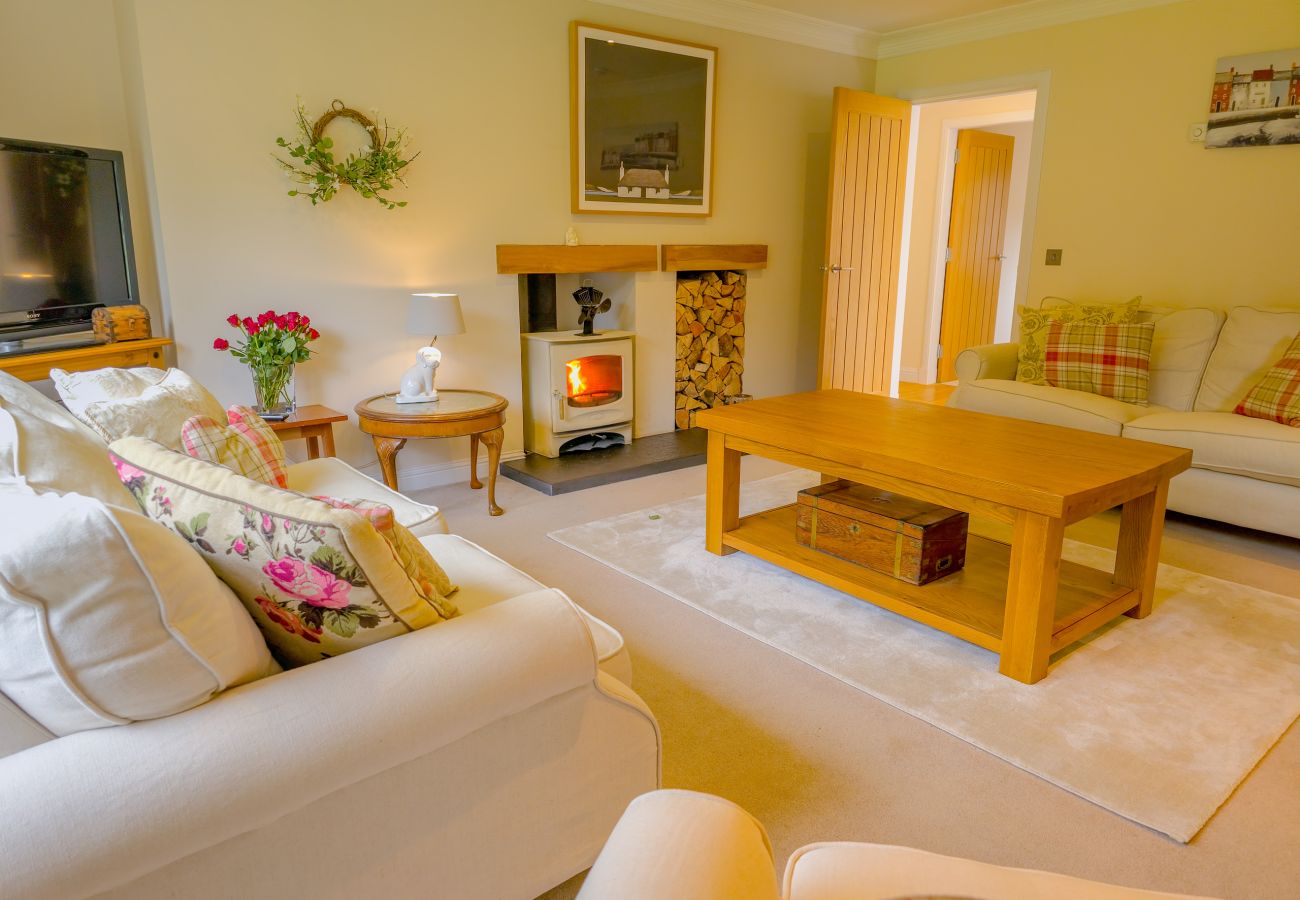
<box><xmin>936</xmin><ymin>129</ymin><xmax>1015</xmax><ymax>383</ymax></box>
<box><xmin>818</xmin><ymin>88</ymin><xmax>912</xmax><ymax>395</ymax></box>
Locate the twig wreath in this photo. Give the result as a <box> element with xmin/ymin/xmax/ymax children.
<box><xmin>274</xmin><ymin>99</ymin><xmax>417</xmax><ymax>209</ymax></box>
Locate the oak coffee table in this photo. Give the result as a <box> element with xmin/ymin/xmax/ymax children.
<box><xmin>355</xmin><ymin>390</ymin><xmax>508</xmax><ymax>517</ymax></box>
<box><xmin>695</xmin><ymin>390</ymin><xmax>1192</xmax><ymax>684</ymax></box>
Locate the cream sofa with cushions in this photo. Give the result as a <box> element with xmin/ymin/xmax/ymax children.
<box><xmin>950</xmin><ymin>306</ymin><xmax>1300</xmax><ymax>539</ymax></box>
<box><xmin>0</xmin><ymin>371</ymin><xmax>658</xmax><ymax>900</ymax></box>
<box><xmin>578</xmin><ymin>790</ymin><xmax>1214</xmax><ymax>899</ymax></box>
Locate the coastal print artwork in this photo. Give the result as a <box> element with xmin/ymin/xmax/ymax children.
<box><xmin>1206</xmin><ymin>49</ymin><xmax>1300</xmax><ymax>148</ymax></box>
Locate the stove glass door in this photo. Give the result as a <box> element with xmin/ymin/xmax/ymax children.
<box><xmin>565</xmin><ymin>354</ymin><xmax>623</xmax><ymax>408</ymax></box>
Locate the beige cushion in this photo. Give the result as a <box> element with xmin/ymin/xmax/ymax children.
<box><xmin>0</xmin><ymin>484</ymin><xmax>277</xmax><ymax>736</ymax></box>
<box><xmin>73</xmin><ymin>369</ymin><xmax>226</xmax><ymax>449</ymax></box>
<box><xmin>421</xmin><ymin>533</ymin><xmax>632</xmax><ymax>684</ymax></box>
<box><xmin>0</xmin><ymin>371</ymin><xmax>134</xmax><ymax>506</ymax></box>
<box><xmin>49</xmin><ymin>365</ymin><xmax>168</xmax><ymax>418</ymax></box>
<box><xmin>285</xmin><ymin>456</ymin><xmax>448</xmax><ymax>538</ymax></box>
<box><xmin>108</xmin><ymin>437</ymin><xmax>459</xmax><ymax>667</ymax></box>
<box><xmin>948</xmin><ymin>378</ymin><xmax>1170</xmax><ymax>436</ymax></box>
<box><xmin>1195</xmin><ymin>307</ymin><xmax>1300</xmax><ymax>412</ymax></box>
<box><xmin>783</xmin><ymin>842</ymin><xmax>1210</xmax><ymax>899</ymax></box>
<box><xmin>1123</xmin><ymin>411</ymin><xmax>1300</xmax><ymax>488</ymax></box>
<box><xmin>0</xmin><ymin>692</ymin><xmax>54</xmax><ymax>758</ymax></box>
<box><xmin>1144</xmin><ymin>308</ymin><xmax>1226</xmax><ymax>411</ymax></box>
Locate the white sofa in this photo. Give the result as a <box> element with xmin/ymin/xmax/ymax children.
<box><xmin>578</xmin><ymin>790</ymin><xmax>1214</xmax><ymax>899</ymax></box>
<box><xmin>949</xmin><ymin>305</ymin><xmax>1300</xmax><ymax>539</ymax></box>
<box><xmin>0</xmin><ymin>374</ymin><xmax>660</xmax><ymax>900</ymax></box>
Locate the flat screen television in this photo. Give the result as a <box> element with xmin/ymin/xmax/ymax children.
<box><xmin>0</xmin><ymin>137</ymin><xmax>139</xmax><ymax>355</ymax></box>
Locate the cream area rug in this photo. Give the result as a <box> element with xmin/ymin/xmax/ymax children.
<box><xmin>549</xmin><ymin>470</ymin><xmax>1300</xmax><ymax>843</ymax></box>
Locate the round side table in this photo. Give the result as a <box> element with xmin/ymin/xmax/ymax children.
<box><xmin>354</xmin><ymin>389</ymin><xmax>508</xmax><ymax>517</ymax></box>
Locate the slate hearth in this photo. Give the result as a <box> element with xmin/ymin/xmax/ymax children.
<box><xmin>501</xmin><ymin>428</ymin><xmax>706</xmax><ymax>495</ymax></box>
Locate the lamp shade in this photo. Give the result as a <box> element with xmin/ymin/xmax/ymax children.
<box><xmin>407</xmin><ymin>293</ymin><xmax>465</xmax><ymax>337</ymax></box>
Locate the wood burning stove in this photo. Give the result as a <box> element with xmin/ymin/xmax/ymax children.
<box><xmin>523</xmin><ymin>330</ymin><xmax>634</xmax><ymax>457</ymax></box>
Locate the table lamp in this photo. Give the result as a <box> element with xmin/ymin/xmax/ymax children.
<box><xmin>395</xmin><ymin>292</ymin><xmax>465</xmax><ymax>403</ymax></box>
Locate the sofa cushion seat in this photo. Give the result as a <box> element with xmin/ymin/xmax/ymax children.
<box><xmin>285</xmin><ymin>457</ymin><xmax>448</xmax><ymax>537</ymax></box>
<box><xmin>421</xmin><ymin>533</ymin><xmax>632</xmax><ymax>685</ymax></box>
<box><xmin>950</xmin><ymin>378</ymin><xmax>1171</xmax><ymax>436</ymax></box>
<box><xmin>1123</xmin><ymin>412</ymin><xmax>1300</xmax><ymax>488</ymax></box>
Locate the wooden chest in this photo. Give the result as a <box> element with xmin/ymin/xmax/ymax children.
<box><xmin>92</xmin><ymin>304</ymin><xmax>152</xmax><ymax>342</ymax></box>
<box><xmin>795</xmin><ymin>480</ymin><xmax>968</xmax><ymax>585</ymax></box>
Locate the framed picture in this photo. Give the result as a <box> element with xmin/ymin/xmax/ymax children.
<box><xmin>1205</xmin><ymin>49</ymin><xmax>1300</xmax><ymax>148</ymax></box>
<box><xmin>570</xmin><ymin>22</ymin><xmax>716</xmax><ymax>216</ymax></box>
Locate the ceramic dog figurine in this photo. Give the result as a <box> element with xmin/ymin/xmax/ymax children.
<box><xmin>395</xmin><ymin>345</ymin><xmax>442</xmax><ymax>403</ymax></box>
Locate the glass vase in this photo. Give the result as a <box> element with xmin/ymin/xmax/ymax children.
<box><xmin>249</xmin><ymin>361</ymin><xmax>295</xmax><ymax>420</ymax></box>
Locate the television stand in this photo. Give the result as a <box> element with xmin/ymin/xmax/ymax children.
<box><xmin>0</xmin><ymin>337</ymin><xmax>172</xmax><ymax>382</ymax></box>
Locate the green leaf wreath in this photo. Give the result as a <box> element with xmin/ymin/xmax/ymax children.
<box><xmin>274</xmin><ymin>99</ymin><xmax>417</xmax><ymax>210</ymax></box>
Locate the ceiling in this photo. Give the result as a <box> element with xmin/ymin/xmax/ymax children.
<box><xmin>749</xmin><ymin>0</ymin><xmax>1037</xmax><ymax>34</ymax></box>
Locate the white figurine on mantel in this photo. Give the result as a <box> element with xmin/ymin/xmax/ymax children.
<box><xmin>564</xmin><ymin>226</ymin><xmax>579</xmax><ymax>246</ymax></box>
<box><xmin>396</xmin><ymin>345</ymin><xmax>442</xmax><ymax>403</ymax></box>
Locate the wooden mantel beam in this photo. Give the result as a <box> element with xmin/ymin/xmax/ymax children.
<box><xmin>661</xmin><ymin>244</ymin><xmax>768</xmax><ymax>271</ymax></box>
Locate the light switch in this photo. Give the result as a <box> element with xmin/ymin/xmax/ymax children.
<box><xmin>1189</xmin><ymin>123</ymin><xmax>1207</xmax><ymax>143</ymax></box>
<box><xmin>1045</xmin><ymin>249</ymin><xmax>1063</xmax><ymax>266</ymax></box>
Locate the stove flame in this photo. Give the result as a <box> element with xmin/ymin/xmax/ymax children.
<box><xmin>565</xmin><ymin>359</ymin><xmax>588</xmax><ymax>397</ymax></box>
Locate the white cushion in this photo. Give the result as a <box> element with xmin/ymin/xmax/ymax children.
<box><xmin>783</xmin><ymin>842</ymin><xmax>1209</xmax><ymax>899</ymax></box>
<box><xmin>1123</xmin><ymin>411</ymin><xmax>1300</xmax><ymax>488</ymax></box>
<box><xmin>286</xmin><ymin>456</ymin><xmax>448</xmax><ymax>538</ymax></box>
<box><xmin>0</xmin><ymin>371</ymin><xmax>134</xmax><ymax>506</ymax></box>
<box><xmin>1195</xmin><ymin>307</ymin><xmax>1300</xmax><ymax>412</ymax></box>
<box><xmin>1143</xmin><ymin>307</ymin><xmax>1225</xmax><ymax>411</ymax></box>
<box><xmin>49</xmin><ymin>365</ymin><xmax>168</xmax><ymax>418</ymax></box>
<box><xmin>421</xmin><ymin>533</ymin><xmax>632</xmax><ymax>684</ymax></box>
<box><xmin>948</xmin><ymin>378</ymin><xmax>1171</xmax><ymax>436</ymax></box>
<box><xmin>72</xmin><ymin>369</ymin><xmax>226</xmax><ymax>449</ymax></box>
<box><xmin>0</xmin><ymin>485</ymin><xmax>278</xmax><ymax>736</ymax></box>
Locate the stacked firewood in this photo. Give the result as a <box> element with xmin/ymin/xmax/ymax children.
<box><xmin>674</xmin><ymin>270</ymin><xmax>746</xmax><ymax>429</ymax></box>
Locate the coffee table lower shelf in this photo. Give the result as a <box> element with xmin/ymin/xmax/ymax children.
<box><xmin>725</xmin><ymin>504</ymin><xmax>1137</xmax><ymax>655</ymax></box>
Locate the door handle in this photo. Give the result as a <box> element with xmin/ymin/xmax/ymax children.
<box><xmin>820</xmin><ymin>264</ymin><xmax>854</xmax><ymax>273</ymax></box>
<box><xmin>991</xmin><ymin>255</ymin><xmax>1007</xmax><ymax>261</ymax></box>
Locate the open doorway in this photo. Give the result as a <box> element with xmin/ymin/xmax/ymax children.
<box><xmin>895</xmin><ymin>89</ymin><xmax>1038</xmax><ymax>388</ymax></box>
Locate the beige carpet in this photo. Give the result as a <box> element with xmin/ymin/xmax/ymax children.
<box><xmin>417</xmin><ymin>458</ymin><xmax>1300</xmax><ymax>899</ymax></box>
<box><xmin>549</xmin><ymin>469</ymin><xmax>1300</xmax><ymax>842</ymax></box>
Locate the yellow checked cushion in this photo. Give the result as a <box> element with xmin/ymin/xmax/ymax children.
<box><xmin>181</xmin><ymin>406</ymin><xmax>288</xmax><ymax>488</ymax></box>
<box><xmin>107</xmin><ymin>437</ymin><xmax>458</xmax><ymax>667</ymax></box>
<box><xmin>1234</xmin><ymin>333</ymin><xmax>1300</xmax><ymax>427</ymax></box>
<box><xmin>1015</xmin><ymin>297</ymin><xmax>1141</xmax><ymax>385</ymax></box>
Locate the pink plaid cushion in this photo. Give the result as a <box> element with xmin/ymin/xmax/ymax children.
<box><xmin>1235</xmin><ymin>333</ymin><xmax>1300</xmax><ymax>426</ymax></box>
<box><xmin>1043</xmin><ymin>321</ymin><xmax>1155</xmax><ymax>405</ymax></box>
<box><xmin>180</xmin><ymin>405</ymin><xmax>288</xmax><ymax>487</ymax></box>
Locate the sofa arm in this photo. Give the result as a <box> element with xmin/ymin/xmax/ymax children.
<box><xmin>954</xmin><ymin>342</ymin><xmax>1019</xmax><ymax>382</ymax></box>
<box><xmin>578</xmin><ymin>790</ymin><xmax>780</xmax><ymax>900</ymax></box>
<box><xmin>0</xmin><ymin>589</ymin><xmax>603</xmax><ymax>900</ymax></box>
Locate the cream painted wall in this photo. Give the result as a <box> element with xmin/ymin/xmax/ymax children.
<box><xmin>898</xmin><ymin>91</ymin><xmax>1035</xmax><ymax>381</ymax></box>
<box><xmin>0</xmin><ymin>0</ymin><xmax>162</xmax><ymax>326</ymax></box>
<box><xmin>119</xmin><ymin>0</ymin><xmax>872</xmax><ymax>485</ymax></box>
<box><xmin>877</xmin><ymin>0</ymin><xmax>1300</xmax><ymax>314</ymax></box>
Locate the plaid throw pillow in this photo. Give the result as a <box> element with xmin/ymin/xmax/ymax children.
<box><xmin>1234</xmin><ymin>333</ymin><xmax>1300</xmax><ymax>426</ymax></box>
<box><xmin>180</xmin><ymin>405</ymin><xmax>288</xmax><ymax>487</ymax></box>
<box><xmin>1015</xmin><ymin>297</ymin><xmax>1142</xmax><ymax>384</ymax></box>
<box><xmin>1044</xmin><ymin>321</ymin><xmax>1155</xmax><ymax>405</ymax></box>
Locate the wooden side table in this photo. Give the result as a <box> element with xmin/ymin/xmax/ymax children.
<box><xmin>354</xmin><ymin>390</ymin><xmax>508</xmax><ymax>516</ymax></box>
<box><xmin>267</xmin><ymin>404</ymin><xmax>347</xmax><ymax>458</ymax></box>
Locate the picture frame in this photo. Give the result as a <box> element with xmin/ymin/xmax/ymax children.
<box><xmin>570</xmin><ymin>22</ymin><xmax>717</xmax><ymax>216</ymax></box>
<box><xmin>1205</xmin><ymin>48</ymin><xmax>1300</xmax><ymax>149</ymax></box>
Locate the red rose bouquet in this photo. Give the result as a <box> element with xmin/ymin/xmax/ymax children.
<box><xmin>213</xmin><ymin>310</ymin><xmax>319</xmax><ymax>418</ymax></box>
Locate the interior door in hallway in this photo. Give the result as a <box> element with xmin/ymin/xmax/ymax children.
<box><xmin>818</xmin><ymin>88</ymin><xmax>911</xmax><ymax>394</ymax></box>
<box><xmin>936</xmin><ymin>129</ymin><xmax>1015</xmax><ymax>383</ymax></box>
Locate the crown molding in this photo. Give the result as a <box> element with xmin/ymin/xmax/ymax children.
<box><xmin>875</xmin><ymin>0</ymin><xmax>1190</xmax><ymax>59</ymax></box>
<box><xmin>590</xmin><ymin>0</ymin><xmax>880</xmax><ymax>59</ymax></box>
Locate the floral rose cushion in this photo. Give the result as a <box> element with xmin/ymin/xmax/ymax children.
<box><xmin>108</xmin><ymin>436</ymin><xmax>459</xmax><ymax>667</ymax></box>
<box><xmin>181</xmin><ymin>405</ymin><xmax>288</xmax><ymax>488</ymax></box>
<box><xmin>1015</xmin><ymin>297</ymin><xmax>1142</xmax><ymax>385</ymax></box>
<box><xmin>313</xmin><ymin>496</ymin><xmax>456</xmax><ymax>601</ymax></box>
<box><xmin>1234</xmin><ymin>332</ymin><xmax>1300</xmax><ymax>426</ymax></box>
